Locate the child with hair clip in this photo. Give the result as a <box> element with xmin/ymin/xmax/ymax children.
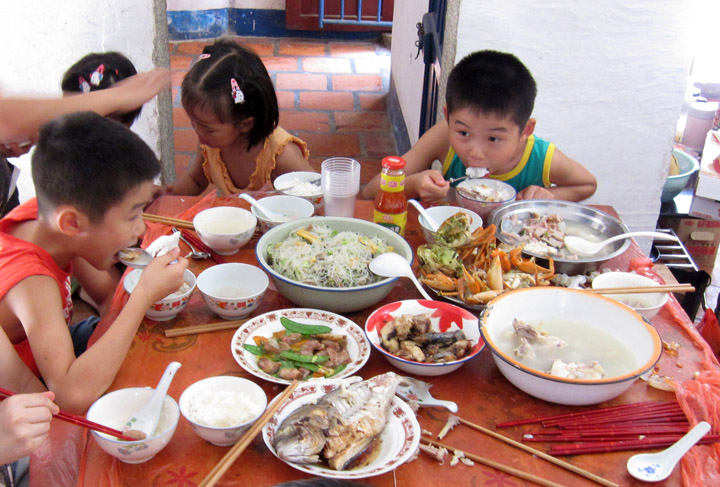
<box><xmin>169</xmin><ymin>39</ymin><xmax>315</xmax><ymax>196</ymax></box>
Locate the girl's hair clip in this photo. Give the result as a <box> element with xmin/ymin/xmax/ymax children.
<box><xmin>197</xmin><ymin>53</ymin><xmax>211</xmax><ymax>60</ymax></box>
<box><xmin>231</xmin><ymin>78</ymin><xmax>245</xmax><ymax>104</ymax></box>
<box><xmin>78</xmin><ymin>76</ymin><xmax>91</xmax><ymax>93</ymax></box>
<box><xmin>90</xmin><ymin>64</ymin><xmax>105</xmax><ymax>86</ymax></box>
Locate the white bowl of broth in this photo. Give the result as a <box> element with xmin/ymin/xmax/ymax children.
<box><xmin>250</xmin><ymin>195</ymin><xmax>315</xmax><ymax>234</ymax></box>
<box><xmin>193</xmin><ymin>206</ymin><xmax>257</xmax><ymax>255</ymax></box>
<box><xmin>197</xmin><ymin>263</ymin><xmax>269</xmax><ymax>320</ymax></box>
<box><xmin>591</xmin><ymin>272</ymin><xmax>668</xmax><ymax>319</ymax></box>
<box><xmin>480</xmin><ymin>287</ymin><xmax>662</xmax><ymax>405</ymax></box>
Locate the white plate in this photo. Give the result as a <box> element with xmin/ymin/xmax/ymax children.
<box><xmin>262</xmin><ymin>379</ymin><xmax>421</xmax><ymax>479</ymax></box>
<box><xmin>231</xmin><ymin>308</ymin><xmax>370</xmax><ymax>385</ymax></box>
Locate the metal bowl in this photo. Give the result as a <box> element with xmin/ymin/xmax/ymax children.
<box><xmin>489</xmin><ymin>200</ymin><xmax>630</xmax><ymax>275</ymax></box>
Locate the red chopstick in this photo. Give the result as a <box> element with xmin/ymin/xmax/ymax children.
<box><xmin>0</xmin><ymin>387</ymin><xmax>137</xmax><ymax>441</ymax></box>
<box><xmin>180</xmin><ymin>229</ymin><xmax>227</xmax><ymax>264</ymax></box>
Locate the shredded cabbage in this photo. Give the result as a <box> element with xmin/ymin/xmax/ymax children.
<box><xmin>268</xmin><ymin>224</ymin><xmax>393</xmax><ymax>287</ymax></box>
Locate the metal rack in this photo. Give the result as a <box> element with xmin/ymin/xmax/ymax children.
<box><xmin>652</xmin><ymin>228</ymin><xmax>698</xmax><ymax>272</ymax></box>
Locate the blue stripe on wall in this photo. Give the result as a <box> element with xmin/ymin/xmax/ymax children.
<box><xmin>168</xmin><ymin>8</ymin><xmax>386</xmax><ymax>41</ymax></box>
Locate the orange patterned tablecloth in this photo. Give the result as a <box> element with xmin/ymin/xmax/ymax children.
<box><xmin>31</xmin><ymin>196</ymin><xmax>718</xmax><ymax>487</ymax></box>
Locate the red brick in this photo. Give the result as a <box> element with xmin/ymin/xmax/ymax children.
<box><xmin>171</xmin><ymin>87</ymin><xmax>179</xmax><ymax>106</ymax></box>
<box><xmin>279</xmin><ymin>111</ymin><xmax>330</xmax><ymax>132</ymax></box>
<box><xmin>276</xmin><ymin>73</ymin><xmax>327</xmax><ymax>91</ymax></box>
<box><xmin>332</xmin><ymin>74</ymin><xmax>383</xmax><ymax>92</ymax></box>
<box><xmin>170</xmin><ymin>55</ymin><xmax>192</xmax><ymax>70</ymax></box>
<box><xmin>174</xmin><ymin>129</ymin><xmax>198</xmax><ymax>152</ymax></box>
<box><xmin>262</xmin><ymin>56</ymin><xmax>298</xmax><ymax>72</ymax></box>
<box><xmin>175</xmin><ymin>42</ymin><xmax>205</xmax><ymax>55</ymax></box>
<box><xmin>335</xmin><ymin>112</ymin><xmax>389</xmax><ymax>132</ymax></box>
<box><xmin>358</xmin><ymin>93</ymin><xmax>387</xmax><ymax>111</ymax></box>
<box><xmin>173</xmin><ymin>153</ymin><xmax>192</xmax><ymax>181</ymax></box>
<box><xmin>172</xmin><ymin>108</ymin><xmax>192</xmax><ymax>128</ymax></box>
<box><xmin>276</xmin><ymin>91</ymin><xmax>295</xmax><ymax>110</ymax></box>
<box><xmin>363</xmin><ymin>134</ymin><xmax>397</xmax><ymax>158</ymax></box>
<box><xmin>301</xmin><ymin>57</ymin><xmax>352</xmax><ymax>74</ymax></box>
<box><xmin>299</xmin><ymin>92</ymin><xmax>354</xmax><ymax>111</ymax></box>
<box><xmin>355</xmin><ymin>157</ymin><xmax>384</xmax><ymax>184</ymax></box>
<box><xmin>233</xmin><ymin>37</ymin><xmax>274</xmax><ymax>56</ymax></box>
<box><xmin>278</xmin><ymin>40</ymin><xmax>326</xmax><ymax>57</ymax></box>
<box><xmin>329</xmin><ymin>43</ymin><xmax>379</xmax><ymax>57</ymax></box>
<box><xmin>171</xmin><ymin>70</ymin><xmax>187</xmax><ymax>87</ymax></box>
<box><xmin>301</xmin><ymin>133</ymin><xmax>361</xmax><ymax>157</ymax></box>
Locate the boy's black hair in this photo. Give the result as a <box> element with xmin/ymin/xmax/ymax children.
<box><xmin>32</xmin><ymin>112</ymin><xmax>160</xmax><ymax>223</ymax></box>
<box><xmin>61</xmin><ymin>52</ymin><xmax>141</xmax><ymax>126</ymax></box>
<box><xmin>181</xmin><ymin>38</ymin><xmax>278</xmax><ymax>150</ymax></box>
<box><xmin>446</xmin><ymin>50</ymin><xmax>537</xmax><ymax>129</ymax></box>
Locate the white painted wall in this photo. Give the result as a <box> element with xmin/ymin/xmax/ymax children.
<box><xmin>392</xmin><ymin>0</ymin><xmax>696</xmax><ymax>237</ymax></box>
<box><xmin>167</xmin><ymin>0</ymin><xmax>284</xmax><ymax>10</ymax></box>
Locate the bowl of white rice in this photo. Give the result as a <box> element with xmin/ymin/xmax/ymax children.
<box><xmin>179</xmin><ymin>376</ymin><xmax>267</xmax><ymax>446</ymax></box>
<box><xmin>273</xmin><ymin>171</ymin><xmax>324</xmax><ymax>210</ymax></box>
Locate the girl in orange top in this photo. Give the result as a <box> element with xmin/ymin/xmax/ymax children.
<box><xmin>170</xmin><ymin>39</ymin><xmax>315</xmax><ymax>196</ymax></box>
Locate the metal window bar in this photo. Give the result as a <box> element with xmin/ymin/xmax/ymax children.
<box><xmin>319</xmin><ymin>0</ymin><xmax>393</xmax><ymax>28</ymax></box>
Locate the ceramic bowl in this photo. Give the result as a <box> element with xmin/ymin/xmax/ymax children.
<box><xmin>179</xmin><ymin>376</ymin><xmax>267</xmax><ymax>446</ymax></box>
<box><xmin>193</xmin><ymin>206</ymin><xmax>257</xmax><ymax>255</ymax></box>
<box><xmin>480</xmin><ymin>287</ymin><xmax>662</xmax><ymax>405</ymax></box>
<box><xmin>591</xmin><ymin>272</ymin><xmax>668</xmax><ymax>319</ymax></box>
<box><xmin>250</xmin><ymin>195</ymin><xmax>315</xmax><ymax>234</ymax></box>
<box><xmin>196</xmin><ymin>263</ymin><xmax>269</xmax><ymax>320</ymax></box>
<box><xmin>123</xmin><ymin>269</ymin><xmax>196</xmax><ymax>321</ymax></box>
<box><xmin>662</xmin><ymin>149</ymin><xmax>699</xmax><ymax>202</ymax></box>
<box><xmin>365</xmin><ymin>299</ymin><xmax>484</xmax><ymax>376</ymax></box>
<box><xmin>417</xmin><ymin>205</ymin><xmax>483</xmax><ymax>245</ymax></box>
<box><xmin>86</xmin><ymin>387</ymin><xmax>180</xmax><ymax>464</ymax></box>
<box><xmin>455</xmin><ymin>179</ymin><xmax>517</xmax><ymax>220</ymax></box>
<box><xmin>256</xmin><ymin>216</ymin><xmax>413</xmax><ymax>313</ymax></box>
<box><xmin>273</xmin><ymin>171</ymin><xmax>324</xmax><ymax>210</ymax></box>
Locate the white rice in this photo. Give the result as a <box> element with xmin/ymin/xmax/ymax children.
<box><xmin>186</xmin><ymin>389</ymin><xmax>263</xmax><ymax>428</ymax></box>
<box><xmin>275</xmin><ymin>178</ymin><xmax>322</xmax><ymax>196</ymax></box>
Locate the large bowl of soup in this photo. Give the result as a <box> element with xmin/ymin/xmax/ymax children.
<box><xmin>480</xmin><ymin>287</ymin><xmax>662</xmax><ymax>405</ymax></box>
<box><xmin>490</xmin><ymin>200</ymin><xmax>631</xmax><ymax>275</ymax></box>
<box><xmin>256</xmin><ymin>217</ymin><xmax>413</xmax><ymax>313</ymax></box>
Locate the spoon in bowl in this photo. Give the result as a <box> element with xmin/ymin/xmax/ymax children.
<box><xmin>123</xmin><ymin>361</ymin><xmax>182</xmax><ymax>440</ymax></box>
<box><xmin>626</xmin><ymin>421</ymin><xmax>710</xmax><ymax>482</ymax></box>
<box><xmin>408</xmin><ymin>199</ymin><xmax>442</xmax><ymax>232</ymax></box>
<box><xmin>369</xmin><ymin>252</ymin><xmax>434</xmax><ymax>301</ymax></box>
<box><xmin>564</xmin><ymin>231</ymin><xmax>680</xmax><ymax>258</ymax></box>
<box><xmin>236</xmin><ymin>193</ymin><xmax>283</xmax><ymax>220</ymax></box>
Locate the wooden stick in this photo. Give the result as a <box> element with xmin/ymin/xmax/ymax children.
<box><xmin>423</xmin><ymin>438</ymin><xmax>570</xmax><ymax>487</ymax></box>
<box><xmin>455</xmin><ymin>417</ymin><xmax>619</xmax><ymax>487</ymax></box>
<box><xmin>589</xmin><ymin>284</ymin><xmax>694</xmax><ymax>295</ymax></box>
<box><xmin>142</xmin><ymin>213</ymin><xmax>195</xmax><ymax>230</ymax></box>
<box><xmin>165</xmin><ymin>319</ymin><xmax>247</xmax><ymax>337</ymax></box>
<box><xmin>198</xmin><ymin>381</ymin><xmax>299</xmax><ymax>487</ymax></box>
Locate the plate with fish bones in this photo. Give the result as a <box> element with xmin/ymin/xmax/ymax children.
<box><xmin>231</xmin><ymin>308</ymin><xmax>371</xmax><ymax>385</ymax></box>
<box><xmin>262</xmin><ymin>375</ymin><xmax>420</xmax><ymax>478</ymax></box>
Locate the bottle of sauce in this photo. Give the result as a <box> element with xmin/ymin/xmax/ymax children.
<box><xmin>374</xmin><ymin>156</ymin><xmax>408</xmax><ymax>236</ymax></box>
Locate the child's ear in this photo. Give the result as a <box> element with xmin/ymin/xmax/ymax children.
<box><xmin>238</xmin><ymin>117</ymin><xmax>255</xmax><ymax>134</ymax></box>
<box><xmin>56</xmin><ymin>206</ymin><xmax>89</xmax><ymax>237</ymax></box>
<box><xmin>521</xmin><ymin>118</ymin><xmax>536</xmax><ymax>138</ymax></box>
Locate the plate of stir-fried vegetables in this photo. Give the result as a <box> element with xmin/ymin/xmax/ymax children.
<box><xmin>232</xmin><ymin>308</ymin><xmax>371</xmax><ymax>385</ymax></box>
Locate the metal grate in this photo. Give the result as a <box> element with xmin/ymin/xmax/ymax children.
<box><xmin>319</xmin><ymin>0</ymin><xmax>393</xmax><ymax>28</ymax></box>
<box><xmin>652</xmin><ymin>228</ymin><xmax>698</xmax><ymax>271</ymax></box>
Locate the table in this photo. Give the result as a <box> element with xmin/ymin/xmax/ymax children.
<box><xmin>32</xmin><ymin>195</ymin><xmax>719</xmax><ymax>487</ymax></box>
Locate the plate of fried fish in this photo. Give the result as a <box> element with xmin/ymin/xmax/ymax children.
<box><xmin>263</xmin><ymin>372</ymin><xmax>420</xmax><ymax>478</ymax></box>
<box><xmin>231</xmin><ymin>308</ymin><xmax>370</xmax><ymax>385</ymax></box>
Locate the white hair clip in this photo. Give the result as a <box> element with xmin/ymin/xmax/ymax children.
<box><xmin>197</xmin><ymin>53</ymin><xmax>211</xmax><ymax>60</ymax></box>
<box><xmin>90</xmin><ymin>64</ymin><xmax>104</xmax><ymax>86</ymax></box>
<box><xmin>78</xmin><ymin>76</ymin><xmax>91</xmax><ymax>93</ymax></box>
<box><xmin>230</xmin><ymin>78</ymin><xmax>245</xmax><ymax>104</ymax></box>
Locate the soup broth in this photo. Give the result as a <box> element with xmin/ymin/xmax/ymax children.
<box><xmin>495</xmin><ymin>319</ymin><xmax>637</xmax><ymax>378</ymax></box>
<box><xmin>201</xmin><ymin>219</ymin><xmax>250</xmax><ymax>235</ymax></box>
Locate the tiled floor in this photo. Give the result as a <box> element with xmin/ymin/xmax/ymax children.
<box><xmin>169</xmin><ymin>37</ymin><xmax>395</xmax><ymax>186</ymax></box>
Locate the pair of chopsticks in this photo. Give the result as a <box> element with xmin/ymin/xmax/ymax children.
<box><xmin>142</xmin><ymin>213</ymin><xmax>194</xmax><ymax>230</ymax></box>
<box><xmin>589</xmin><ymin>284</ymin><xmax>695</xmax><ymax>295</ymax></box>
<box><xmin>165</xmin><ymin>319</ymin><xmax>247</xmax><ymax>337</ymax></box>
<box><xmin>180</xmin><ymin>229</ymin><xmax>227</xmax><ymax>264</ymax></box>
<box><xmin>197</xmin><ymin>381</ymin><xmax>299</xmax><ymax>487</ymax></box>
<box><xmin>0</xmin><ymin>387</ymin><xmax>137</xmax><ymax>442</ymax></box>
<box><xmin>426</xmin><ymin>415</ymin><xmax>618</xmax><ymax>487</ymax></box>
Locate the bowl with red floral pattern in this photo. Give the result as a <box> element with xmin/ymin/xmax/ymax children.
<box><xmin>365</xmin><ymin>299</ymin><xmax>484</xmax><ymax>376</ymax></box>
<box><xmin>123</xmin><ymin>268</ymin><xmax>196</xmax><ymax>321</ymax></box>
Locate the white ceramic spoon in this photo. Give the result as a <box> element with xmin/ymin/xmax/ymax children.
<box><xmin>626</xmin><ymin>421</ymin><xmax>711</xmax><ymax>482</ymax></box>
<box><xmin>123</xmin><ymin>361</ymin><xmax>181</xmax><ymax>440</ymax></box>
<box><xmin>369</xmin><ymin>252</ymin><xmax>434</xmax><ymax>301</ymax></box>
<box><xmin>564</xmin><ymin>231</ymin><xmax>680</xmax><ymax>258</ymax></box>
<box><xmin>408</xmin><ymin>199</ymin><xmax>442</xmax><ymax>232</ymax></box>
<box><xmin>118</xmin><ymin>247</ymin><xmax>153</xmax><ymax>269</ymax></box>
<box><xmin>237</xmin><ymin>193</ymin><xmax>282</xmax><ymax>220</ymax></box>
<box><xmin>396</xmin><ymin>376</ymin><xmax>458</xmax><ymax>412</ymax></box>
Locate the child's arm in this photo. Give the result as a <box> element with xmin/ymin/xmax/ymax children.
<box><xmin>0</xmin><ymin>328</ymin><xmax>46</xmax><ymax>395</ymax></box>
<box><xmin>272</xmin><ymin>142</ymin><xmax>316</xmax><ymax>179</ymax></box>
<box><xmin>168</xmin><ymin>147</ymin><xmax>209</xmax><ymax>196</ymax></box>
<box><xmin>517</xmin><ymin>149</ymin><xmax>596</xmax><ymax>202</ymax></box>
<box><xmin>72</xmin><ymin>258</ymin><xmax>123</xmax><ymax>315</ymax></box>
<box><xmin>7</xmin><ymin>250</ymin><xmax>187</xmax><ymax>413</ymax></box>
<box><xmin>0</xmin><ymin>391</ymin><xmax>58</xmax><ymax>465</ymax></box>
<box><xmin>360</xmin><ymin>121</ymin><xmax>451</xmax><ymax>201</ymax></box>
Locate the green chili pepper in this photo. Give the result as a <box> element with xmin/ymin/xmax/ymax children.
<box><xmin>242</xmin><ymin>344</ymin><xmax>265</xmax><ymax>355</ymax></box>
<box><xmin>280</xmin><ymin>316</ymin><xmax>332</xmax><ymax>335</ymax></box>
<box><xmin>279</xmin><ymin>350</ymin><xmax>329</xmax><ymax>364</ymax></box>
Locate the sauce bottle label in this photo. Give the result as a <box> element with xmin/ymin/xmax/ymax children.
<box><xmin>380</xmin><ymin>174</ymin><xmax>405</xmax><ymax>193</ymax></box>
<box><xmin>374</xmin><ymin>210</ymin><xmax>407</xmax><ymax>236</ymax></box>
